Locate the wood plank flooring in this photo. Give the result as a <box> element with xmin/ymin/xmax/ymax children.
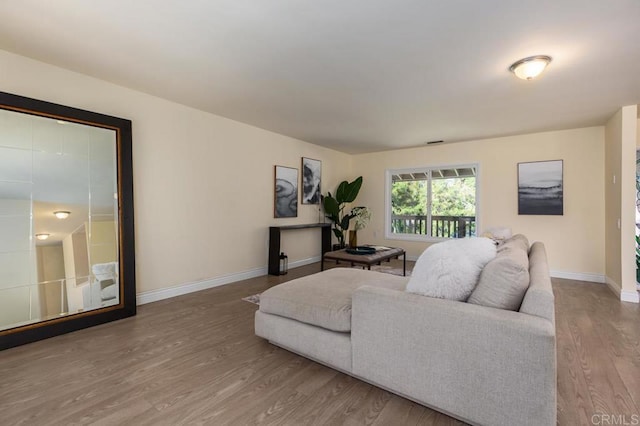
<box><xmin>0</xmin><ymin>262</ymin><xmax>638</xmax><ymax>425</ymax></box>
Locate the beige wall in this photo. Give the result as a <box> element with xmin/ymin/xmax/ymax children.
<box><xmin>1</xmin><ymin>48</ymin><xmax>635</xmax><ymax>302</ymax></box>
<box><xmin>88</xmin><ymin>221</ymin><xmax>117</xmax><ymax>266</ymax></box>
<box><xmin>0</xmin><ymin>49</ymin><xmax>352</xmax><ymax>294</ymax></box>
<box><xmin>605</xmin><ymin>109</ymin><xmax>623</xmax><ymax>288</ymax></box>
<box><xmin>605</xmin><ymin>105</ymin><xmax>638</xmax><ymax>301</ymax></box>
<box><xmin>353</xmin><ymin>127</ymin><xmax>605</xmax><ymax>277</ymax></box>
<box><xmin>620</xmin><ymin>108</ymin><xmax>637</xmax><ymax>298</ymax></box>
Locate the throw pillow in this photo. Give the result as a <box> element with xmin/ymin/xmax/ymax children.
<box><xmin>480</xmin><ymin>227</ymin><xmax>513</xmax><ymax>242</ymax></box>
<box><xmin>497</xmin><ymin>234</ymin><xmax>529</xmax><ymax>253</ymax></box>
<box><xmin>406</xmin><ymin>237</ymin><xmax>497</xmax><ymax>301</ymax></box>
<box><xmin>467</xmin><ymin>246</ymin><xmax>530</xmax><ymax>311</ymax></box>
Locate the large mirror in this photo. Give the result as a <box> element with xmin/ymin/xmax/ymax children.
<box><xmin>0</xmin><ymin>92</ymin><xmax>135</xmax><ymax>350</ymax></box>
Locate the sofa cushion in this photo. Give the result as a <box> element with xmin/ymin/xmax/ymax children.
<box><xmin>405</xmin><ymin>237</ymin><xmax>496</xmax><ymax>301</ymax></box>
<box><xmin>467</xmin><ymin>246</ymin><xmax>530</xmax><ymax>310</ymax></box>
<box><xmin>259</xmin><ymin>268</ymin><xmax>408</xmax><ymax>332</ymax></box>
<box><xmin>497</xmin><ymin>234</ymin><xmax>529</xmax><ymax>253</ymax></box>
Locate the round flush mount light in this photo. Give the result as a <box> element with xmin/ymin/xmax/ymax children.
<box><xmin>35</xmin><ymin>233</ymin><xmax>50</xmax><ymax>240</ymax></box>
<box><xmin>53</xmin><ymin>210</ymin><xmax>70</xmax><ymax>219</ymax></box>
<box><xmin>509</xmin><ymin>55</ymin><xmax>552</xmax><ymax>80</ymax></box>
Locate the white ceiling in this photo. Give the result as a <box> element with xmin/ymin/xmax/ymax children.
<box><xmin>0</xmin><ymin>0</ymin><xmax>638</xmax><ymax>154</ymax></box>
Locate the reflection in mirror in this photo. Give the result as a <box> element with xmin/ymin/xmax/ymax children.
<box><xmin>0</xmin><ymin>108</ymin><xmax>119</xmax><ymax>332</ymax></box>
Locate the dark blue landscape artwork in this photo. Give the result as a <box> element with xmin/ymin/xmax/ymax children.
<box><xmin>518</xmin><ymin>160</ymin><xmax>563</xmax><ymax>215</ymax></box>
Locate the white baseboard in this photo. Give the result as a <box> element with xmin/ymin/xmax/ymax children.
<box><xmin>136</xmin><ymin>256</ymin><xmax>321</xmax><ymax>305</ymax></box>
<box><xmin>539</xmin><ymin>271</ymin><xmax>638</xmax><ymax>303</ymax></box>
<box><xmin>137</xmin><ymin>266</ymin><xmax>266</xmax><ymax>305</ymax></box>
<box><xmin>550</xmin><ymin>270</ymin><xmax>605</xmax><ymax>283</ymax></box>
<box><xmin>290</xmin><ymin>255</ymin><xmax>322</xmax><ymax>269</ymax></box>
<box><xmin>621</xmin><ymin>290</ymin><xmax>640</xmax><ymax>303</ymax></box>
<box><xmin>404</xmin><ymin>260</ymin><xmax>607</xmax><ymax>286</ymax></box>
<box><xmin>605</xmin><ymin>275</ymin><xmax>622</xmax><ymax>298</ymax></box>
<box><xmin>137</xmin><ymin>256</ymin><xmax>640</xmax><ymax>306</ymax></box>
<box><xmin>604</xmin><ymin>276</ymin><xmax>640</xmax><ymax>303</ymax></box>
<box><xmin>407</xmin><ymin>259</ymin><xmax>606</xmax><ymax>282</ymax></box>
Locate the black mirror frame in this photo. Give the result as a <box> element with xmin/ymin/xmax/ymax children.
<box><xmin>0</xmin><ymin>91</ymin><xmax>136</xmax><ymax>351</ymax></box>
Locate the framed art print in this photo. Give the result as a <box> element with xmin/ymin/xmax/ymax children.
<box><xmin>301</xmin><ymin>157</ymin><xmax>321</xmax><ymax>204</ymax></box>
<box><xmin>518</xmin><ymin>160</ymin><xmax>563</xmax><ymax>215</ymax></box>
<box><xmin>274</xmin><ymin>165</ymin><xmax>298</xmax><ymax>218</ymax></box>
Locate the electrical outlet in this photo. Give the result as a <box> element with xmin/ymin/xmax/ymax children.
<box><xmin>613</xmin><ymin>174</ymin><xmax>616</xmax><ymax>184</ymax></box>
<box><xmin>617</xmin><ymin>218</ymin><xmax>621</xmax><ymax>229</ymax></box>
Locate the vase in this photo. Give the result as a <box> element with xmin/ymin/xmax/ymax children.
<box><xmin>349</xmin><ymin>230</ymin><xmax>358</xmax><ymax>248</ymax></box>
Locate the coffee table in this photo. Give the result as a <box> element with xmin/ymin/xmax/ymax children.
<box><xmin>321</xmin><ymin>246</ymin><xmax>406</xmax><ymax>276</ymax></box>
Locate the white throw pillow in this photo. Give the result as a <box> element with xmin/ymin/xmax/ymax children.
<box><xmin>406</xmin><ymin>237</ymin><xmax>497</xmax><ymax>301</ymax></box>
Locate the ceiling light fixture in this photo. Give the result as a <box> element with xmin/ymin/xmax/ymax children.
<box><xmin>35</xmin><ymin>233</ymin><xmax>50</xmax><ymax>240</ymax></box>
<box><xmin>53</xmin><ymin>210</ymin><xmax>71</xmax><ymax>219</ymax></box>
<box><xmin>509</xmin><ymin>55</ymin><xmax>552</xmax><ymax>80</ymax></box>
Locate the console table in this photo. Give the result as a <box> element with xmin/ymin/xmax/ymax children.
<box><xmin>268</xmin><ymin>223</ymin><xmax>332</xmax><ymax>275</ymax></box>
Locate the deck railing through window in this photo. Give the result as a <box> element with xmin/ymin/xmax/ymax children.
<box><xmin>391</xmin><ymin>215</ymin><xmax>476</xmax><ymax>238</ymax></box>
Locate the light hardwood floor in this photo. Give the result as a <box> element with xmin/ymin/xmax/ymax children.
<box><xmin>0</xmin><ymin>261</ymin><xmax>638</xmax><ymax>425</ymax></box>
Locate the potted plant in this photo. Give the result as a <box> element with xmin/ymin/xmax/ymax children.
<box><xmin>322</xmin><ymin>176</ymin><xmax>363</xmax><ymax>249</ymax></box>
<box><xmin>349</xmin><ymin>206</ymin><xmax>371</xmax><ymax>247</ymax></box>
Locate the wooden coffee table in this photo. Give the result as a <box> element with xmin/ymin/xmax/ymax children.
<box><xmin>321</xmin><ymin>246</ymin><xmax>406</xmax><ymax>276</ymax></box>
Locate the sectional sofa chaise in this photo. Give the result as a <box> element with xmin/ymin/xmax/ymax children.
<box><xmin>255</xmin><ymin>237</ymin><xmax>556</xmax><ymax>426</ymax></box>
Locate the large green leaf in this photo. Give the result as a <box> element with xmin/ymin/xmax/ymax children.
<box><xmin>340</xmin><ymin>214</ymin><xmax>353</xmax><ymax>231</ymax></box>
<box><xmin>342</xmin><ymin>176</ymin><xmax>363</xmax><ymax>203</ymax></box>
<box><xmin>335</xmin><ymin>181</ymin><xmax>349</xmax><ymax>204</ymax></box>
<box><xmin>323</xmin><ymin>195</ymin><xmax>340</xmax><ymax>217</ymax></box>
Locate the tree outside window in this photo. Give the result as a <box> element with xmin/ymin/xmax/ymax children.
<box><xmin>388</xmin><ymin>165</ymin><xmax>478</xmax><ymax>240</ymax></box>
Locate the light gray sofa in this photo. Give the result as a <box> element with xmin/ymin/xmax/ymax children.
<box><xmin>255</xmin><ymin>241</ymin><xmax>556</xmax><ymax>426</ymax></box>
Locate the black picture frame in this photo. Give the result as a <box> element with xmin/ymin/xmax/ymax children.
<box><xmin>518</xmin><ymin>160</ymin><xmax>563</xmax><ymax>215</ymax></box>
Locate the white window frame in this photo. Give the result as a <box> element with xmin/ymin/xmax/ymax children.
<box><xmin>384</xmin><ymin>163</ymin><xmax>480</xmax><ymax>242</ymax></box>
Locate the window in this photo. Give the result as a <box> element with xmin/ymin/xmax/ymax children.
<box><xmin>385</xmin><ymin>164</ymin><xmax>479</xmax><ymax>241</ymax></box>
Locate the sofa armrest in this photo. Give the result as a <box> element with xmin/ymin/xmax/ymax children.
<box><xmin>351</xmin><ymin>285</ymin><xmax>556</xmax><ymax>426</ymax></box>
